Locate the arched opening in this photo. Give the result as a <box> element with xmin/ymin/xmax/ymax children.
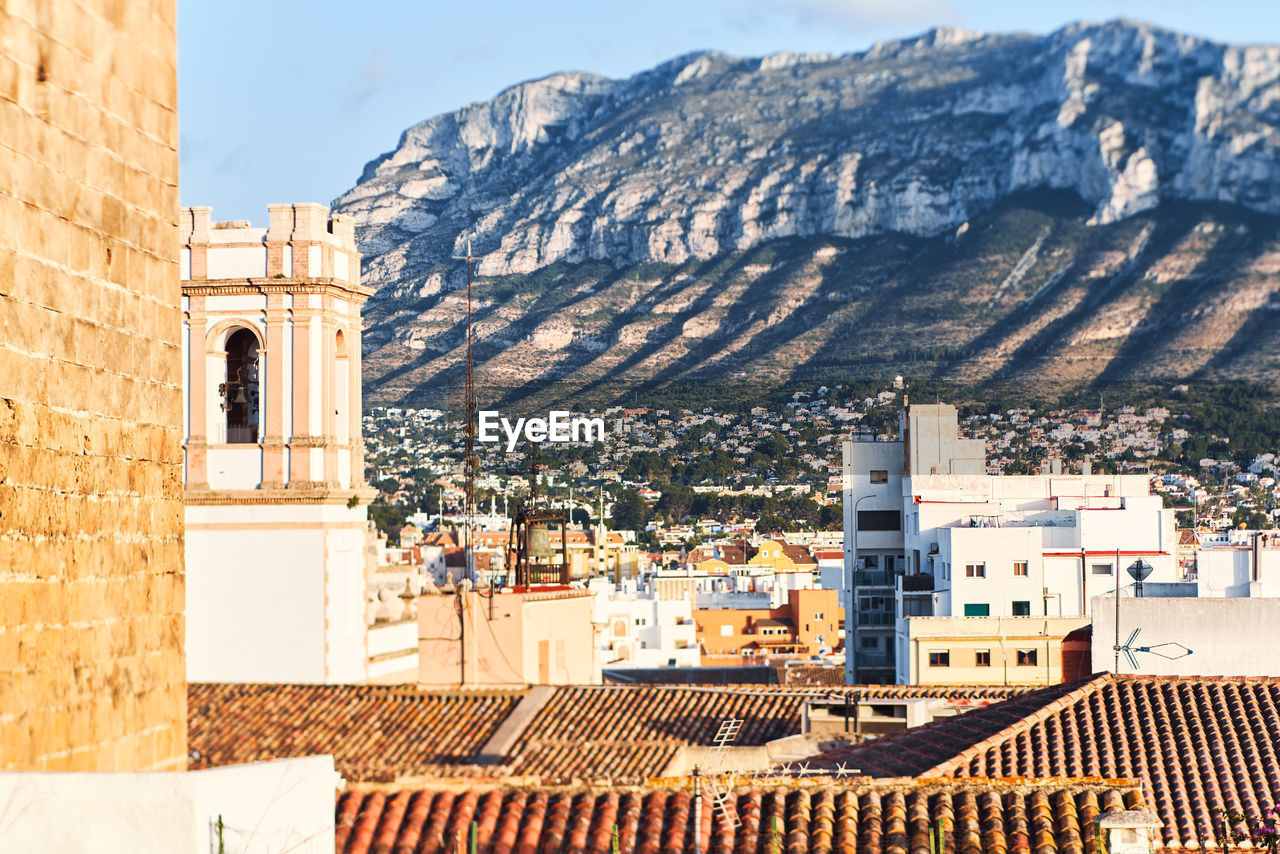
<box><xmin>223</xmin><ymin>328</ymin><xmax>260</xmax><ymax>443</ymax></box>
<box><xmin>334</xmin><ymin>329</ymin><xmax>349</xmax><ymax>445</ymax></box>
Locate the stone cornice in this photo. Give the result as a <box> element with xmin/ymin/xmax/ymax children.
<box><xmin>185</xmin><ymin>485</ymin><xmax>378</xmax><ymax>506</ymax></box>
<box><xmin>181</xmin><ymin>277</ymin><xmax>373</xmax><ymax>301</ymax></box>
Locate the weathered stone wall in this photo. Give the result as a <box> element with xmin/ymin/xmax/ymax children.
<box><xmin>0</xmin><ymin>0</ymin><xmax>185</xmax><ymax>770</ymax></box>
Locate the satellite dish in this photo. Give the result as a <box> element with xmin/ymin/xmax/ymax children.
<box><xmin>1126</xmin><ymin>559</ymin><xmax>1153</xmax><ymax>582</ymax></box>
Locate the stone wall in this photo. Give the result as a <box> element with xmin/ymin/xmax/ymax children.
<box><xmin>0</xmin><ymin>0</ymin><xmax>185</xmax><ymax>770</ymax></box>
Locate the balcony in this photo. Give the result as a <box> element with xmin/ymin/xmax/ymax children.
<box><xmin>853</xmin><ymin>570</ymin><xmax>896</xmax><ymax>586</ymax></box>
<box><xmin>856</xmin><ymin>612</ymin><xmax>895</xmax><ymax>627</ymax></box>
<box><xmin>900</xmin><ymin>574</ymin><xmax>934</xmax><ymax>592</ymax></box>
<box><xmin>855</xmin><ymin>651</ymin><xmax>894</xmax><ymax>669</ymax></box>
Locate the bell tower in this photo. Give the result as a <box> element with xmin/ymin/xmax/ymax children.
<box><xmin>180</xmin><ymin>203</ymin><xmax>376</xmax><ymax>683</ymax></box>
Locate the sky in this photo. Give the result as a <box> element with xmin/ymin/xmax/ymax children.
<box><xmin>178</xmin><ymin>1</ymin><xmax>1280</xmax><ymax>223</ymax></box>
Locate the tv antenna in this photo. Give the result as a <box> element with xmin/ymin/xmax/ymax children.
<box><xmin>1112</xmin><ymin>557</ymin><xmax>1193</xmax><ymax>671</ymax></box>
<box><xmin>453</xmin><ymin>238</ymin><xmax>480</xmax><ymax>580</ymax></box>
<box><xmin>1114</xmin><ymin>628</ymin><xmax>1193</xmax><ymax>671</ymax></box>
<box><xmin>702</xmin><ymin>717</ymin><xmax>743</xmax><ymax>828</ymax></box>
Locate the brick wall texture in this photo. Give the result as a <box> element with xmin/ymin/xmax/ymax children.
<box><xmin>0</xmin><ymin>0</ymin><xmax>186</xmax><ymax>771</ymax></box>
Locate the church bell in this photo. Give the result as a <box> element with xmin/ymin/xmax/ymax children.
<box><xmin>527</xmin><ymin>522</ymin><xmax>552</xmax><ymax>559</ymax></box>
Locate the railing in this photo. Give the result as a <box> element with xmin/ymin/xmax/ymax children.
<box><xmin>900</xmin><ymin>574</ymin><xmax>934</xmax><ymax>592</ymax></box>
<box><xmin>855</xmin><ymin>651</ymin><xmax>894</xmax><ymax>668</ymax></box>
<box><xmin>857</xmin><ymin>612</ymin><xmax>895</xmax><ymax>626</ymax></box>
<box><xmin>225</xmin><ymin>425</ymin><xmax>258</xmax><ymax>444</ymax></box>
<box><xmin>853</xmin><ymin>570</ymin><xmax>895</xmax><ymax>586</ymax></box>
<box><xmin>520</xmin><ymin>564</ymin><xmax>569</xmax><ymax>586</ymax></box>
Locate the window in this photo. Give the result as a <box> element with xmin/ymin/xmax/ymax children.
<box><xmin>975</xmin><ymin>650</ymin><xmax>991</xmax><ymax>667</ymax></box>
<box><xmin>929</xmin><ymin>650</ymin><xmax>950</xmax><ymax>667</ymax></box>
<box><xmin>857</xmin><ymin>510</ymin><xmax>901</xmax><ymax>531</ymax></box>
<box><xmin>1012</xmin><ymin>600</ymin><xmax>1031</xmax><ymax>616</ymax></box>
<box><xmin>1091</xmin><ymin>563</ymin><xmax>1113</xmax><ymax>575</ymax></box>
<box><xmin>813</xmin><ymin>612</ymin><xmax>824</xmax><ymax>620</ymax></box>
<box><xmin>870</xmin><ymin>470</ymin><xmax>889</xmax><ymax>484</ymax></box>
<box><xmin>1017</xmin><ymin>649</ymin><xmax>1038</xmax><ymax>666</ymax></box>
<box><xmin>720</xmin><ymin>625</ymin><xmax>733</xmax><ymax>637</ymax></box>
<box><xmin>965</xmin><ymin>563</ymin><xmax>986</xmax><ymax>578</ymax></box>
<box><xmin>963</xmin><ymin>603</ymin><xmax>990</xmax><ymax>617</ymax></box>
<box><xmin>634</xmin><ymin>617</ymin><xmax>647</xmax><ymax>626</ymax></box>
<box><xmin>860</xmin><ymin>636</ymin><xmax>879</xmax><ymax>648</ymax></box>
<box><xmin>902</xmin><ymin>597</ymin><xmax>931</xmax><ymax>617</ymax></box>
<box><xmin>1013</xmin><ymin>561</ymin><xmax>1029</xmax><ymax>577</ymax></box>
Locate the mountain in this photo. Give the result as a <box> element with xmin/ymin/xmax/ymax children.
<box><xmin>332</xmin><ymin>20</ymin><xmax>1280</xmax><ymax>410</ymax></box>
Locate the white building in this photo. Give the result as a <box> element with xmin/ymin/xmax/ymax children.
<box><xmin>843</xmin><ymin>402</ymin><xmax>1179</xmax><ymax>685</ymax></box>
<box><xmin>590</xmin><ymin>578</ymin><xmax>701</xmax><ymax>668</ymax></box>
<box><xmin>181</xmin><ymin>204</ymin><xmax>375</xmax><ymax>683</ymax></box>
<box><xmin>1192</xmin><ymin>529</ymin><xmax>1280</xmax><ymax>597</ymax></box>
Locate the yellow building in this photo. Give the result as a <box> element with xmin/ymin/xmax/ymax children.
<box><xmin>900</xmin><ymin>616</ymin><xmax>1090</xmax><ymax>686</ymax></box>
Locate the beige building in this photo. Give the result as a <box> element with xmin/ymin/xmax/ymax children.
<box><xmin>900</xmin><ymin>616</ymin><xmax>1090</xmax><ymax>686</ymax></box>
<box><xmin>417</xmin><ymin>589</ymin><xmax>599</xmax><ymax>688</ymax></box>
<box><xmin>181</xmin><ymin>204</ymin><xmax>376</xmax><ymax>683</ymax></box>
<box><xmin>0</xmin><ymin>0</ymin><xmax>186</xmax><ymax>772</ymax></box>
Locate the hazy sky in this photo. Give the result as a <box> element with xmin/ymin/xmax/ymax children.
<box><xmin>178</xmin><ymin>1</ymin><xmax>1280</xmax><ymax>223</ymax></box>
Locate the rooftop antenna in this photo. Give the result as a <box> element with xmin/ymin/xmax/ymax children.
<box><xmin>453</xmin><ymin>238</ymin><xmax>479</xmax><ymax>581</ymax></box>
<box><xmin>1114</xmin><ymin>627</ymin><xmax>1193</xmax><ymax>672</ymax></box>
<box><xmin>703</xmin><ymin>718</ymin><xmax>744</xmax><ymax>827</ymax></box>
<box><xmin>1113</xmin><ymin>557</ymin><xmax>1192</xmax><ymax>671</ymax></box>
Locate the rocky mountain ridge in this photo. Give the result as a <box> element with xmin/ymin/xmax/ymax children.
<box><xmin>333</xmin><ymin>20</ymin><xmax>1280</xmax><ymax>409</ymax></box>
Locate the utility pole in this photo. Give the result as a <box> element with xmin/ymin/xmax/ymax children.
<box><xmin>1114</xmin><ymin>546</ymin><xmax>1121</xmax><ymax>674</ymax></box>
<box><xmin>454</xmin><ymin>239</ymin><xmax>479</xmax><ymax>581</ymax></box>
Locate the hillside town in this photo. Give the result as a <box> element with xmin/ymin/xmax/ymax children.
<box><xmin>8</xmin><ymin>5</ymin><xmax>1280</xmax><ymax>853</ymax></box>
<box><xmin>363</xmin><ymin>382</ymin><xmax>1280</xmax><ymax>555</ymax></box>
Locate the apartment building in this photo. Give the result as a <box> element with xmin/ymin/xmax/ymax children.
<box><xmin>695</xmin><ymin>588</ymin><xmax>842</xmax><ymax>663</ymax></box>
<box><xmin>590</xmin><ymin>579</ymin><xmax>701</xmax><ymax>668</ymax></box>
<box><xmin>843</xmin><ymin>402</ymin><xmax>1178</xmax><ymax>684</ymax></box>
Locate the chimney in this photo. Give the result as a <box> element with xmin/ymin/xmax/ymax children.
<box><xmin>1098</xmin><ymin>809</ymin><xmax>1162</xmax><ymax>853</ymax></box>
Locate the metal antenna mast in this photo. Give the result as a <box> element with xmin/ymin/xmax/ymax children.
<box><xmin>454</xmin><ymin>238</ymin><xmax>479</xmax><ymax>580</ymax></box>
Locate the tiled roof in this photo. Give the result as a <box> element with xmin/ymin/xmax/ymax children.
<box><xmin>189</xmin><ymin>683</ymin><xmax>1034</xmax><ymax>786</ymax></box>
<box><xmin>779</xmin><ymin>542</ymin><xmax>817</xmax><ymax>566</ymax></box>
<box><xmin>810</xmin><ymin>674</ymin><xmax>1280</xmax><ymax>850</ymax></box>
<box><xmin>808</xmin><ymin>678</ymin><xmax>1095</xmax><ymax>778</ymax></box>
<box><xmin>335</xmin><ymin>778</ymin><xmax>1149</xmax><ymax>854</ymax></box>
<box><xmin>187</xmin><ymin>683</ymin><xmax>523</xmax><ymax>783</ymax></box>
<box><xmin>501</xmin><ymin>685</ymin><xmax>1031</xmax><ymax>783</ymax></box>
<box><xmin>503</xmin><ymin>686</ymin><xmax>804</xmax><ymax>783</ymax></box>
<box><xmin>779</xmin><ymin>664</ymin><xmax>849</xmax><ymax>687</ymax></box>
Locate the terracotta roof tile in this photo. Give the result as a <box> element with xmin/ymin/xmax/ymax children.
<box><xmin>811</xmin><ymin>674</ymin><xmax>1280</xmax><ymax>850</ymax></box>
<box><xmin>187</xmin><ymin>683</ymin><xmax>522</xmax><ymax>782</ymax></box>
<box><xmin>336</xmin><ymin>778</ymin><xmax>1149</xmax><ymax>854</ymax></box>
<box><xmin>502</xmin><ymin>685</ymin><xmax>1030</xmax><ymax>783</ymax></box>
<box><xmin>190</xmin><ymin>683</ymin><xmax>1033</xmax><ymax>786</ymax></box>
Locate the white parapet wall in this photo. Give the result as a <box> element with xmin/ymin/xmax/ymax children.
<box><xmin>0</xmin><ymin>756</ymin><xmax>338</xmax><ymax>854</ymax></box>
<box><xmin>1091</xmin><ymin>593</ymin><xmax>1280</xmax><ymax>676</ymax></box>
